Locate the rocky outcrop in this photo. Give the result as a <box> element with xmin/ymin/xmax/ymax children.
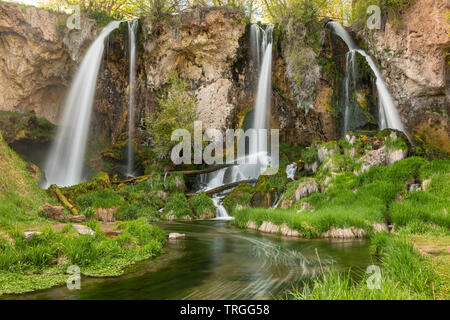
<box><xmin>38</xmin><ymin>203</ymin><xmax>64</xmax><ymax>220</ymax></box>
<box><xmin>246</xmin><ymin>220</ymin><xmax>301</xmax><ymax>237</ymax></box>
<box><xmin>0</xmin><ymin>2</ymin><xmax>96</xmax><ymax>123</ymax></box>
<box><xmin>365</xmin><ymin>0</ymin><xmax>450</xmax><ymax>151</ymax></box>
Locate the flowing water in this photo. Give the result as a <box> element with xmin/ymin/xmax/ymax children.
<box><xmin>126</xmin><ymin>20</ymin><xmax>138</xmax><ymax>177</ymax></box>
<box><xmin>199</xmin><ymin>24</ymin><xmax>274</xmax><ymax>219</ymax></box>
<box><xmin>327</xmin><ymin>21</ymin><xmax>405</xmax><ymax>135</ymax></box>
<box><xmin>9</xmin><ymin>220</ymin><xmax>372</xmax><ymax>300</ymax></box>
<box><xmin>44</xmin><ymin>21</ymin><xmax>121</xmax><ymax>188</ymax></box>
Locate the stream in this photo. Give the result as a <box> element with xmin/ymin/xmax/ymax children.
<box><xmin>9</xmin><ymin>220</ymin><xmax>373</xmax><ymax>300</ymax></box>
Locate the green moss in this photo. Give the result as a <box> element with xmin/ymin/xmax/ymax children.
<box><xmin>222</xmin><ymin>183</ymin><xmax>256</xmax><ymax>214</ymax></box>
<box><xmin>301</xmin><ymin>147</ymin><xmax>319</xmax><ymax>164</ymax></box>
<box><xmin>0</xmin><ymin>218</ymin><xmax>165</xmax><ymax>295</ymax></box>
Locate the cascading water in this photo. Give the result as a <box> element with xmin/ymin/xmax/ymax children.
<box><xmin>343</xmin><ymin>50</ymin><xmax>356</xmax><ymax>134</ymax></box>
<box><xmin>200</xmin><ymin>24</ymin><xmax>274</xmax><ymax>219</ymax></box>
<box><xmin>126</xmin><ymin>19</ymin><xmax>138</xmax><ymax>177</ymax></box>
<box><xmin>327</xmin><ymin>21</ymin><xmax>405</xmax><ymax>135</ymax></box>
<box><xmin>44</xmin><ymin>21</ymin><xmax>121</xmax><ymax>187</ymax></box>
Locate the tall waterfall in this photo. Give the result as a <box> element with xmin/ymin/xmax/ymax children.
<box><xmin>327</xmin><ymin>21</ymin><xmax>405</xmax><ymax>134</ymax></box>
<box><xmin>200</xmin><ymin>24</ymin><xmax>274</xmax><ymax>220</ymax></box>
<box><xmin>44</xmin><ymin>21</ymin><xmax>121</xmax><ymax>187</ymax></box>
<box><xmin>126</xmin><ymin>20</ymin><xmax>138</xmax><ymax>177</ymax></box>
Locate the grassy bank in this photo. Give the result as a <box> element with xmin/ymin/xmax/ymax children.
<box><xmin>0</xmin><ymin>132</ymin><xmax>53</xmax><ymax>229</ymax></box>
<box><xmin>232</xmin><ymin>157</ymin><xmax>449</xmax><ymax>238</ymax></box>
<box><xmin>0</xmin><ymin>218</ymin><xmax>166</xmax><ymax>295</ymax></box>
<box><xmin>290</xmin><ymin>228</ymin><xmax>449</xmax><ymax>300</ymax></box>
<box><xmin>0</xmin><ymin>133</ymin><xmax>167</xmax><ymax>295</ymax></box>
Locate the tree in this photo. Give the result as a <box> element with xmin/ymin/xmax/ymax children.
<box><xmin>146</xmin><ymin>73</ymin><xmax>199</xmax><ymax>160</ymax></box>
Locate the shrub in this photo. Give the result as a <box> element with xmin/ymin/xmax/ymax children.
<box><xmin>189</xmin><ymin>194</ymin><xmax>215</xmax><ymax>218</ymax></box>
<box><xmin>75</xmin><ymin>189</ymin><xmax>123</xmax><ymax>209</ymax></box>
<box><xmin>145</xmin><ymin>73</ymin><xmax>198</xmax><ymax>160</ymax></box>
<box><xmin>164</xmin><ymin>193</ymin><xmax>192</xmax><ymax>218</ymax></box>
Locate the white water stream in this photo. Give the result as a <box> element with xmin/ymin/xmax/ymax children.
<box><xmin>327</xmin><ymin>21</ymin><xmax>405</xmax><ymax>134</ymax></box>
<box><xmin>44</xmin><ymin>21</ymin><xmax>121</xmax><ymax>187</ymax></box>
<box><xmin>126</xmin><ymin>20</ymin><xmax>138</xmax><ymax>177</ymax></box>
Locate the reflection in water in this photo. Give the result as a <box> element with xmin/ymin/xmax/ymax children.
<box><xmin>8</xmin><ymin>220</ymin><xmax>372</xmax><ymax>300</ymax></box>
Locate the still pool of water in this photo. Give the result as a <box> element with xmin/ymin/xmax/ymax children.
<box><xmin>9</xmin><ymin>220</ymin><xmax>373</xmax><ymax>300</ymax></box>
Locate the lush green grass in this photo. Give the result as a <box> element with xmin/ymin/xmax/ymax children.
<box><xmin>76</xmin><ymin>189</ymin><xmax>124</xmax><ymax>210</ymax></box>
<box><xmin>0</xmin><ymin>218</ymin><xmax>166</xmax><ymax>295</ymax></box>
<box><xmin>164</xmin><ymin>193</ymin><xmax>193</xmax><ymax>218</ymax></box>
<box><xmin>188</xmin><ymin>194</ymin><xmax>215</xmax><ymax>218</ymax></box>
<box><xmin>291</xmin><ymin>232</ymin><xmax>439</xmax><ymax>300</ymax></box>
<box><xmin>233</xmin><ymin>157</ymin><xmax>449</xmax><ymax>237</ymax></box>
<box><xmin>0</xmin><ymin>133</ymin><xmax>53</xmax><ymax>229</ymax></box>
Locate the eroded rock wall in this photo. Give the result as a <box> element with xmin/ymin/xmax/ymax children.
<box><xmin>0</xmin><ymin>2</ymin><xmax>96</xmax><ymax>123</ymax></box>
<box><xmin>364</xmin><ymin>0</ymin><xmax>450</xmax><ymax>151</ymax></box>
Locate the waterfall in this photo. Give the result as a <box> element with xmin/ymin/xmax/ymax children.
<box><xmin>343</xmin><ymin>50</ymin><xmax>356</xmax><ymax>134</ymax></box>
<box><xmin>44</xmin><ymin>21</ymin><xmax>121</xmax><ymax>187</ymax></box>
<box><xmin>200</xmin><ymin>24</ymin><xmax>274</xmax><ymax>220</ymax></box>
<box><xmin>327</xmin><ymin>21</ymin><xmax>405</xmax><ymax>135</ymax></box>
<box><xmin>126</xmin><ymin>20</ymin><xmax>138</xmax><ymax>177</ymax></box>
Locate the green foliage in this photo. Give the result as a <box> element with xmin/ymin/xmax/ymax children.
<box><xmin>0</xmin><ymin>218</ymin><xmax>165</xmax><ymax>294</ymax></box>
<box><xmin>291</xmin><ymin>231</ymin><xmax>439</xmax><ymax>299</ymax></box>
<box><xmin>222</xmin><ymin>183</ymin><xmax>256</xmax><ymax>214</ymax></box>
<box><xmin>76</xmin><ymin>189</ymin><xmax>123</xmax><ymax>210</ymax></box>
<box><xmin>0</xmin><ymin>133</ymin><xmax>52</xmax><ymax>229</ymax></box>
<box><xmin>145</xmin><ymin>73</ymin><xmax>198</xmax><ymax>160</ymax></box>
<box><xmin>164</xmin><ymin>193</ymin><xmax>192</xmax><ymax>218</ymax></box>
<box><xmin>189</xmin><ymin>194</ymin><xmax>215</xmax><ymax>218</ymax></box>
<box><xmin>301</xmin><ymin>147</ymin><xmax>319</xmax><ymax>164</ymax></box>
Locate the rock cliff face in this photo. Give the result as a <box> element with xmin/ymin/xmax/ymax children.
<box><xmin>364</xmin><ymin>0</ymin><xmax>450</xmax><ymax>151</ymax></box>
<box><xmin>0</xmin><ymin>3</ymin><xmax>96</xmax><ymax>123</ymax></box>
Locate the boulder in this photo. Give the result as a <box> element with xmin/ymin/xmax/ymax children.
<box><xmin>67</xmin><ymin>215</ymin><xmax>86</xmax><ymax>223</ymax></box>
<box><xmin>24</xmin><ymin>231</ymin><xmax>41</xmax><ymax>241</ymax></box>
<box><xmin>294</xmin><ymin>178</ymin><xmax>318</xmax><ymax>201</ymax></box>
<box><xmin>38</xmin><ymin>203</ymin><xmax>64</xmax><ymax>221</ymax></box>
<box><xmin>95</xmin><ymin>208</ymin><xmax>116</xmax><ymax>222</ymax></box>
<box><xmin>169</xmin><ymin>233</ymin><xmax>185</xmax><ymax>240</ymax></box>
<box><xmin>387</xmin><ymin>149</ymin><xmax>408</xmax><ymax>166</ymax></box>
<box><xmin>73</xmin><ymin>224</ymin><xmax>94</xmax><ymax>236</ymax></box>
<box><xmin>358</xmin><ymin>146</ymin><xmax>387</xmax><ymax>173</ymax></box>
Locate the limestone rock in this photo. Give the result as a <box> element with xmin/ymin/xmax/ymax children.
<box><xmin>321</xmin><ymin>227</ymin><xmax>365</xmax><ymax>239</ymax></box>
<box><xmin>169</xmin><ymin>233</ymin><xmax>185</xmax><ymax>240</ymax></box>
<box><xmin>95</xmin><ymin>208</ymin><xmax>116</xmax><ymax>222</ymax></box>
<box><xmin>359</xmin><ymin>146</ymin><xmax>387</xmax><ymax>173</ymax></box>
<box><xmin>67</xmin><ymin>215</ymin><xmax>86</xmax><ymax>223</ymax></box>
<box><xmin>422</xmin><ymin>178</ymin><xmax>431</xmax><ymax>191</ymax></box>
<box><xmin>24</xmin><ymin>231</ymin><xmax>41</xmax><ymax>241</ymax></box>
<box><xmin>39</xmin><ymin>203</ymin><xmax>64</xmax><ymax>221</ymax></box>
<box><xmin>366</xmin><ymin>0</ymin><xmax>450</xmax><ymax>151</ymax></box>
<box><xmin>294</xmin><ymin>178</ymin><xmax>318</xmax><ymax>201</ymax></box>
<box><xmin>72</xmin><ymin>224</ymin><xmax>94</xmax><ymax>236</ymax></box>
<box><xmin>387</xmin><ymin>149</ymin><xmax>408</xmax><ymax>166</ymax></box>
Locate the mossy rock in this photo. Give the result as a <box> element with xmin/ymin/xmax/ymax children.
<box><xmin>189</xmin><ymin>193</ymin><xmax>215</xmax><ymax>219</ymax></box>
<box><xmin>163</xmin><ymin>193</ymin><xmax>193</xmax><ymax>218</ymax></box>
<box><xmin>223</xmin><ymin>183</ymin><xmax>256</xmax><ymax>214</ymax></box>
<box><xmin>57</xmin><ymin>172</ymin><xmax>112</xmax><ymax>204</ymax></box>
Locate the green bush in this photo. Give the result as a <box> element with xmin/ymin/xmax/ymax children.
<box><xmin>164</xmin><ymin>193</ymin><xmax>192</xmax><ymax>218</ymax></box>
<box><xmin>189</xmin><ymin>194</ymin><xmax>215</xmax><ymax>218</ymax></box>
<box><xmin>145</xmin><ymin>73</ymin><xmax>198</xmax><ymax>160</ymax></box>
<box><xmin>76</xmin><ymin>189</ymin><xmax>123</xmax><ymax>209</ymax></box>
